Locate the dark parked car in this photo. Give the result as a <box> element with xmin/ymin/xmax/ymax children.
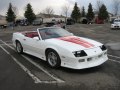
<box><xmin>45</xmin><ymin>22</ymin><xmax>66</xmax><ymax>29</ymax></box>
<box><xmin>66</xmin><ymin>18</ymin><xmax>75</xmax><ymax>25</ymax></box>
<box><xmin>45</xmin><ymin>22</ymin><xmax>55</xmax><ymax>27</ymax></box>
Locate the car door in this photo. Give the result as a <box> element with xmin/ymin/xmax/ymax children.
<box><xmin>22</xmin><ymin>36</ymin><xmax>46</xmax><ymax>60</ymax></box>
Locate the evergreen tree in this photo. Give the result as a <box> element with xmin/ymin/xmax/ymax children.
<box><xmin>24</xmin><ymin>3</ymin><xmax>36</xmax><ymax>24</ymax></box>
<box><xmin>81</xmin><ymin>6</ymin><xmax>86</xmax><ymax>17</ymax></box>
<box><xmin>98</xmin><ymin>4</ymin><xmax>109</xmax><ymax>20</ymax></box>
<box><xmin>6</xmin><ymin>3</ymin><xmax>16</xmax><ymax>22</ymax></box>
<box><xmin>87</xmin><ymin>3</ymin><xmax>94</xmax><ymax>21</ymax></box>
<box><xmin>71</xmin><ymin>2</ymin><xmax>81</xmax><ymax>22</ymax></box>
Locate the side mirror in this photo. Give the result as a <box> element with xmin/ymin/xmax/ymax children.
<box><xmin>33</xmin><ymin>37</ymin><xmax>39</xmax><ymax>41</ymax></box>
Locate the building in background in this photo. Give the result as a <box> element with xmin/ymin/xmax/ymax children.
<box><xmin>0</xmin><ymin>15</ymin><xmax>7</xmax><ymax>28</ymax></box>
<box><xmin>36</xmin><ymin>13</ymin><xmax>66</xmax><ymax>24</ymax></box>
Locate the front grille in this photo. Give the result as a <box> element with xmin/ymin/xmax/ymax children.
<box><xmin>114</xmin><ymin>26</ymin><xmax>119</xmax><ymax>28</ymax></box>
<box><xmin>87</xmin><ymin>54</ymin><xmax>103</xmax><ymax>62</ymax></box>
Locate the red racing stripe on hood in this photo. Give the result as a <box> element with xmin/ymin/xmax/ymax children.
<box><xmin>58</xmin><ymin>36</ymin><xmax>94</xmax><ymax>48</ymax></box>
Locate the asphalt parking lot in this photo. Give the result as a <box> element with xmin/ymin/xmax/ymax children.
<box><xmin>0</xmin><ymin>24</ymin><xmax>120</xmax><ymax>90</ymax></box>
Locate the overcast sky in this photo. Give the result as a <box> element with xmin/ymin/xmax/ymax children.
<box><xmin>0</xmin><ymin>0</ymin><xmax>115</xmax><ymax>17</ymax></box>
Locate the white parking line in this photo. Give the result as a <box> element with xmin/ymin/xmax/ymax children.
<box><xmin>3</xmin><ymin>41</ymin><xmax>12</xmax><ymax>43</ymax></box>
<box><xmin>108</xmin><ymin>54</ymin><xmax>120</xmax><ymax>59</ymax></box>
<box><xmin>0</xmin><ymin>44</ymin><xmax>13</xmax><ymax>46</ymax></box>
<box><xmin>0</xmin><ymin>45</ymin><xmax>41</xmax><ymax>84</ymax></box>
<box><xmin>109</xmin><ymin>59</ymin><xmax>120</xmax><ymax>64</ymax></box>
<box><xmin>0</xmin><ymin>40</ymin><xmax>12</xmax><ymax>43</ymax></box>
<box><xmin>21</xmin><ymin>54</ymin><xmax>64</xmax><ymax>83</ymax></box>
<box><xmin>0</xmin><ymin>40</ymin><xmax>65</xmax><ymax>83</ymax></box>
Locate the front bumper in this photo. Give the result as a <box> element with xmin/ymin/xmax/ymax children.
<box><xmin>111</xmin><ymin>25</ymin><xmax>120</xmax><ymax>29</ymax></box>
<box><xmin>60</xmin><ymin>51</ymin><xmax>108</xmax><ymax>69</ymax></box>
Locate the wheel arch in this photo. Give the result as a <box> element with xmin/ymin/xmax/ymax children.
<box><xmin>45</xmin><ymin>47</ymin><xmax>61</xmax><ymax>60</ymax></box>
<box><xmin>15</xmin><ymin>39</ymin><xmax>21</xmax><ymax>46</ymax></box>
<box><xmin>45</xmin><ymin>48</ymin><xmax>59</xmax><ymax>56</ymax></box>
<box><xmin>15</xmin><ymin>39</ymin><xmax>23</xmax><ymax>54</ymax></box>
<box><xmin>45</xmin><ymin>48</ymin><xmax>61</xmax><ymax>68</ymax></box>
<box><xmin>15</xmin><ymin>39</ymin><xmax>20</xmax><ymax>43</ymax></box>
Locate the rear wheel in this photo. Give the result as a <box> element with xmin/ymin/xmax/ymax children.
<box><xmin>16</xmin><ymin>41</ymin><xmax>23</xmax><ymax>54</ymax></box>
<box><xmin>46</xmin><ymin>50</ymin><xmax>61</xmax><ymax>68</ymax></box>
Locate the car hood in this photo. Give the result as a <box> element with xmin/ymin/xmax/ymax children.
<box><xmin>113</xmin><ymin>22</ymin><xmax>120</xmax><ymax>25</ymax></box>
<box><xmin>45</xmin><ymin>36</ymin><xmax>102</xmax><ymax>52</ymax></box>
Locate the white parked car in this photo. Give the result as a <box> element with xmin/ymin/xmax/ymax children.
<box><xmin>12</xmin><ymin>27</ymin><xmax>108</xmax><ymax>69</ymax></box>
<box><xmin>111</xmin><ymin>19</ymin><xmax>120</xmax><ymax>29</ymax></box>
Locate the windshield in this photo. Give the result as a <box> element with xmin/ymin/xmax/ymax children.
<box><xmin>39</xmin><ymin>28</ymin><xmax>72</xmax><ymax>40</ymax></box>
<box><xmin>114</xmin><ymin>20</ymin><xmax>120</xmax><ymax>22</ymax></box>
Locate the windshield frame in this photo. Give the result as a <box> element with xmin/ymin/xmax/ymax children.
<box><xmin>38</xmin><ymin>27</ymin><xmax>73</xmax><ymax>40</ymax></box>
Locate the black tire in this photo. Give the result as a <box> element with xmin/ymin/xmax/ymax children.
<box><xmin>1</xmin><ymin>25</ymin><xmax>4</xmax><ymax>29</ymax></box>
<box><xmin>111</xmin><ymin>28</ymin><xmax>113</xmax><ymax>30</ymax></box>
<box><xmin>16</xmin><ymin>41</ymin><xmax>23</xmax><ymax>54</ymax></box>
<box><xmin>46</xmin><ymin>49</ymin><xmax>61</xmax><ymax>68</ymax></box>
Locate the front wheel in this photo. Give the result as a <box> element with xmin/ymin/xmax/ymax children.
<box><xmin>16</xmin><ymin>41</ymin><xmax>23</xmax><ymax>54</ymax></box>
<box><xmin>46</xmin><ymin>50</ymin><xmax>61</xmax><ymax>68</ymax></box>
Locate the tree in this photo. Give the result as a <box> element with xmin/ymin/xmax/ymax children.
<box><xmin>71</xmin><ymin>2</ymin><xmax>81</xmax><ymax>22</ymax></box>
<box><xmin>98</xmin><ymin>4</ymin><xmax>109</xmax><ymax>20</ymax></box>
<box><xmin>86</xmin><ymin>3</ymin><xmax>94</xmax><ymax>21</ymax></box>
<box><xmin>112</xmin><ymin>0</ymin><xmax>120</xmax><ymax>16</ymax></box>
<box><xmin>12</xmin><ymin>6</ymin><xmax>18</xmax><ymax>17</ymax></box>
<box><xmin>43</xmin><ymin>6</ymin><xmax>54</xmax><ymax>17</ymax></box>
<box><xmin>62</xmin><ymin>4</ymin><xmax>70</xmax><ymax>22</ymax></box>
<box><xmin>6</xmin><ymin>3</ymin><xmax>16</xmax><ymax>22</ymax></box>
<box><xmin>81</xmin><ymin>6</ymin><xmax>85</xmax><ymax>17</ymax></box>
<box><xmin>24</xmin><ymin>3</ymin><xmax>36</xmax><ymax>24</ymax></box>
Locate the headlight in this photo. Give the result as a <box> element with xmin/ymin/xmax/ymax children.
<box><xmin>73</xmin><ymin>50</ymin><xmax>87</xmax><ymax>57</ymax></box>
<box><xmin>100</xmin><ymin>45</ymin><xmax>107</xmax><ymax>51</ymax></box>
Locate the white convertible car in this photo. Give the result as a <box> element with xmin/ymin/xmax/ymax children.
<box><xmin>12</xmin><ymin>27</ymin><xmax>108</xmax><ymax>69</ymax></box>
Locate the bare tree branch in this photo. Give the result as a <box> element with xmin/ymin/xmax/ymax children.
<box><xmin>12</xmin><ymin>6</ymin><xmax>18</xmax><ymax>16</ymax></box>
<box><xmin>96</xmin><ymin>0</ymin><xmax>103</xmax><ymax>12</ymax></box>
<box><xmin>43</xmin><ymin>6</ymin><xmax>54</xmax><ymax>17</ymax></box>
<box><xmin>112</xmin><ymin>0</ymin><xmax>120</xmax><ymax>16</ymax></box>
<box><xmin>62</xmin><ymin>4</ymin><xmax>70</xmax><ymax>18</ymax></box>
<box><xmin>61</xmin><ymin>4</ymin><xmax>70</xmax><ymax>23</ymax></box>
